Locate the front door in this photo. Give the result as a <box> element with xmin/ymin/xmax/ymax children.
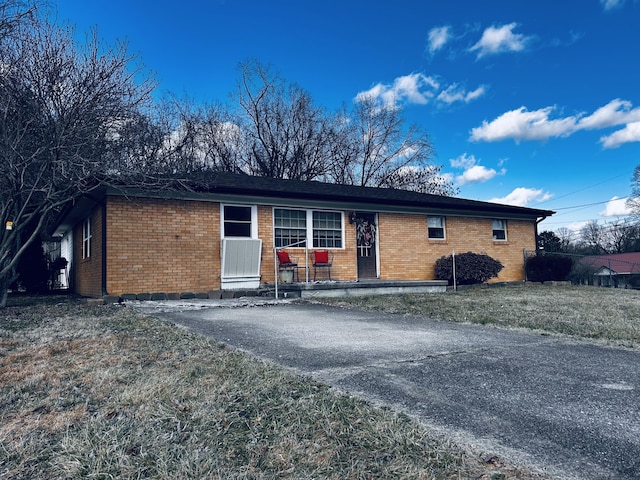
<box><xmin>356</xmin><ymin>212</ymin><xmax>377</xmax><ymax>279</ymax></box>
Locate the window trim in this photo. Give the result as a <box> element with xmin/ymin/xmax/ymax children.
<box><xmin>82</xmin><ymin>217</ymin><xmax>92</xmax><ymax>259</ymax></box>
<box><xmin>492</xmin><ymin>219</ymin><xmax>508</xmax><ymax>241</ymax></box>
<box><xmin>312</xmin><ymin>210</ymin><xmax>343</xmax><ymax>249</ymax></box>
<box><xmin>220</xmin><ymin>204</ymin><xmax>258</xmax><ymax>239</ymax></box>
<box><xmin>427</xmin><ymin>216</ymin><xmax>446</xmax><ymax>240</ymax></box>
<box><xmin>273</xmin><ymin>207</ymin><xmax>308</xmax><ymax>249</ymax></box>
<box><xmin>273</xmin><ymin>207</ymin><xmax>344</xmax><ymax>249</ymax></box>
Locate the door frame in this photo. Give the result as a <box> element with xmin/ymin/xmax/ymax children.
<box><xmin>355</xmin><ymin>212</ymin><xmax>379</xmax><ymax>280</ymax></box>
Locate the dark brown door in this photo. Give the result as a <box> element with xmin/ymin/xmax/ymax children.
<box><xmin>355</xmin><ymin>212</ymin><xmax>377</xmax><ymax>279</ymax></box>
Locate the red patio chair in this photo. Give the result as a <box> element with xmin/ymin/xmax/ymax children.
<box><xmin>277</xmin><ymin>250</ymin><xmax>299</xmax><ymax>282</ymax></box>
<box><xmin>312</xmin><ymin>250</ymin><xmax>333</xmax><ymax>281</ymax></box>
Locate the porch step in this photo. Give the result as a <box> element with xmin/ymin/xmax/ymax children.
<box><xmin>271</xmin><ymin>280</ymin><xmax>447</xmax><ymax>299</ymax></box>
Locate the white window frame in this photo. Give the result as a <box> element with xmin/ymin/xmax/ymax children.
<box><xmin>273</xmin><ymin>207</ymin><xmax>344</xmax><ymax>249</ymax></box>
<box><xmin>273</xmin><ymin>207</ymin><xmax>308</xmax><ymax>248</ymax></box>
<box><xmin>220</xmin><ymin>204</ymin><xmax>258</xmax><ymax>239</ymax></box>
<box><xmin>427</xmin><ymin>216</ymin><xmax>446</xmax><ymax>240</ymax></box>
<box><xmin>312</xmin><ymin>210</ymin><xmax>343</xmax><ymax>248</ymax></box>
<box><xmin>82</xmin><ymin>217</ymin><xmax>92</xmax><ymax>259</ymax></box>
<box><xmin>492</xmin><ymin>219</ymin><xmax>507</xmax><ymax>241</ymax></box>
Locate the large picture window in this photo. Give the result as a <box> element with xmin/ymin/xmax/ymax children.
<box><xmin>274</xmin><ymin>209</ymin><xmax>307</xmax><ymax>248</ymax></box>
<box><xmin>492</xmin><ymin>219</ymin><xmax>507</xmax><ymax>241</ymax></box>
<box><xmin>274</xmin><ymin>208</ymin><xmax>343</xmax><ymax>249</ymax></box>
<box><xmin>82</xmin><ymin>217</ymin><xmax>91</xmax><ymax>259</ymax></box>
<box><xmin>427</xmin><ymin>216</ymin><xmax>446</xmax><ymax>239</ymax></box>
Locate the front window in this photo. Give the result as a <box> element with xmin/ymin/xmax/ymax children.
<box><xmin>223</xmin><ymin>205</ymin><xmax>252</xmax><ymax>237</ymax></box>
<box><xmin>427</xmin><ymin>216</ymin><xmax>446</xmax><ymax>239</ymax></box>
<box><xmin>313</xmin><ymin>211</ymin><xmax>342</xmax><ymax>248</ymax></box>
<box><xmin>492</xmin><ymin>219</ymin><xmax>507</xmax><ymax>241</ymax></box>
<box><xmin>274</xmin><ymin>209</ymin><xmax>307</xmax><ymax>248</ymax></box>
<box><xmin>82</xmin><ymin>217</ymin><xmax>91</xmax><ymax>259</ymax></box>
<box><xmin>274</xmin><ymin>208</ymin><xmax>343</xmax><ymax>249</ymax></box>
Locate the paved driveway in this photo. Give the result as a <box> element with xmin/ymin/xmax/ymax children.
<box><xmin>134</xmin><ymin>299</ymin><xmax>640</xmax><ymax>480</ymax></box>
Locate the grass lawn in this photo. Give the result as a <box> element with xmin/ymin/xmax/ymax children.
<box><xmin>321</xmin><ymin>283</ymin><xmax>640</xmax><ymax>348</ymax></box>
<box><xmin>0</xmin><ymin>295</ymin><xmax>542</xmax><ymax>479</ymax></box>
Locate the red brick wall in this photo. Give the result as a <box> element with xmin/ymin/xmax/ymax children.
<box><xmin>377</xmin><ymin>213</ymin><xmax>535</xmax><ymax>282</ymax></box>
<box><xmin>105</xmin><ymin>196</ymin><xmax>221</xmax><ymax>295</ymax></box>
<box><xmin>86</xmin><ymin>196</ymin><xmax>536</xmax><ymax>297</ymax></box>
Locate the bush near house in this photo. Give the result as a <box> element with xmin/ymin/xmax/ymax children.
<box><xmin>435</xmin><ymin>251</ymin><xmax>503</xmax><ymax>285</ymax></box>
<box><xmin>525</xmin><ymin>254</ymin><xmax>574</xmax><ymax>282</ymax></box>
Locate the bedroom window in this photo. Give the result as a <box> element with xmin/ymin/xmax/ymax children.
<box><xmin>82</xmin><ymin>217</ymin><xmax>92</xmax><ymax>259</ymax></box>
<box><xmin>427</xmin><ymin>216</ymin><xmax>446</xmax><ymax>239</ymax></box>
<box><xmin>221</xmin><ymin>205</ymin><xmax>257</xmax><ymax>238</ymax></box>
<box><xmin>222</xmin><ymin>205</ymin><xmax>254</xmax><ymax>238</ymax></box>
<box><xmin>492</xmin><ymin>219</ymin><xmax>507</xmax><ymax>241</ymax></box>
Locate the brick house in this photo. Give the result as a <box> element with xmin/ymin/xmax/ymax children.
<box><xmin>52</xmin><ymin>173</ymin><xmax>554</xmax><ymax>298</ymax></box>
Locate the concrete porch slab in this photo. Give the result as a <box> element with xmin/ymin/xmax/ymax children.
<box><xmin>272</xmin><ymin>279</ymin><xmax>447</xmax><ymax>298</ymax></box>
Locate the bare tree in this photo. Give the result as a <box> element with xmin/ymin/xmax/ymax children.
<box><xmin>154</xmin><ymin>97</ymin><xmax>245</xmax><ymax>174</ymax></box>
<box><xmin>326</xmin><ymin>96</ymin><xmax>456</xmax><ymax>195</ymax></box>
<box><xmin>555</xmin><ymin>227</ymin><xmax>575</xmax><ymax>252</ymax></box>
<box><xmin>234</xmin><ymin>60</ymin><xmax>333</xmax><ymax>181</ymax></box>
<box><xmin>578</xmin><ymin>220</ymin><xmax>640</xmax><ymax>255</ymax></box>
<box><xmin>0</xmin><ymin>5</ymin><xmax>156</xmax><ymax>306</ymax></box>
<box><xmin>579</xmin><ymin>221</ymin><xmax>607</xmax><ymax>254</ymax></box>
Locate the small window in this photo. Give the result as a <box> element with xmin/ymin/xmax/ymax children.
<box><xmin>427</xmin><ymin>216</ymin><xmax>445</xmax><ymax>239</ymax></box>
<box><xmin>313</xmin><ymin>211</ymin><xmax>343</xmax><ymax>248</ymax></box>
<box><xmin>223</xmin><ymin>205</ymin><xmax>253</xmax><ymax>237</ymax></box>
<box><xmin>82</xmin><ymin>217</ymin><xmax>92</xmax><ymax>259</ymax></box>
<box><xmin>492</xmin><ymin>219</ymin><xmax>507</xmax><ymax>241</ymax></box>
<box><xmin>274</xmin><ymin>208</ymin><xmax>307</xmax><ymax>248</ymax></box>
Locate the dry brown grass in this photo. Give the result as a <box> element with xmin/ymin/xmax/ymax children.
<box><xmin>320</xmin><ymin>283</ymin><xmax>640</xmax><ymax>348</ymax></box>
<box><xmin>0</xmin><ymin>296</ymin><xmax>542</xmax><ymax>479</ymax></box>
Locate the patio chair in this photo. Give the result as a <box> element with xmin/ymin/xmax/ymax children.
<box><xmin>312</xmin><ymin>250</ymin><xmax>333</xmax><ymax>281</ymax></box>
<box><xmin>277</xmin><ymin>250</ymin><xmax>299</xmax><ymax>282</ymax></box>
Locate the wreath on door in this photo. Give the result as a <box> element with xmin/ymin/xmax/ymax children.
<box><xmin>356</xmin><ymin>218</ymin><xmax>376</xmax><ymax>247</ymax></box>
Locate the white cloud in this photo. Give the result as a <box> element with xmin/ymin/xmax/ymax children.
<box><xmin>600</xmin><ymin>121</ymin><xmax>640</xmax><ymax>148</ymax></box>
<box><xmin>470</xmin><ymin>23</ymin><xmax>532</xmax><ymax>58</ymax></box>
<box><xmin>470</xmin><ymin>106</ymin><xmax>578</xmax><ymax>142</ymax></box>
<box><xmin>577</xmin><ymin>99</ymin><xmax>640</xmax><ymax>130</ymax></box>
<box><xmin>450</xmin><ymin>153</ymin><xmax>478</xmax><ymax>169</ymax></box>
<box><xmin>488</xmin><ymin>187</ymin><xmax>552</xmax><ymax>207</ymax></box>
<box><xmin>457</xmin><ymin>165</ymin><xmax>500</xmax><ymax>185</ymax></box>
<box><xmin>437</xmin><ymin>84</ymin><xmax>486</xmax><ymax>105</ymax></box>
<box><xmin>356</xmin><ymin>73</ymin><xmax>439</xmax><ymax>108</ymax></box>
<box><xmin>601</xmin><ymin>0</ymin><xmax>625</xmax><ymax>11</ymax></box>
<box><xmin>449</xmin><ymin>153</ymin><xmax>505</xmax><ymax>185</ymax></box>
<box><xmin>356</xmin><ymin>73</ymin><xmax>484</xmax><ymax>109</ymax></box>
<box><xmin>470</xmin><ymin>99</ymin><xmax>640</xmax><ymax>147</ymax></box>
<box><xmin>565</xmin><ymin>220</ymin><xmax>589</xmax><ymax>233</ymax></box>
<box><xmin>428</xmin><ymin>26</ymin><xmax>451</xmax><ymax>54</ymax></box>
<box><xmin>600</xmin><ymin>196</ymin><xmax>635</xmax><ymax>216</ymax></box>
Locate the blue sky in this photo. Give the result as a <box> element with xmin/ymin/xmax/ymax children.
<box><xmin>53</xmin><ymin>0</ymin><xmax>640</xmax><ymax>235</ymax></box>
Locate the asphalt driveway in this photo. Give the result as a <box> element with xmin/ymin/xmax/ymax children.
<box><xmin>133</xmin><ymin>299</ymin><xmax>640</xmax><ymax>480</ymax></box>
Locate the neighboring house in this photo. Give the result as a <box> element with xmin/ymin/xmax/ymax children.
<box><xmin>574</xmin><ymin>252</ymin><xmax>640</xmax><ymax>288</ymax></box>
<box><xmin>51</xmin><ymin>173</ymin><xmax>554</xmax><ymax>298</ymax></box>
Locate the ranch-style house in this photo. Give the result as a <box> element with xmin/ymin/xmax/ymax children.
<box><xmin>52</xmin><ymin>172</ymin><xmax>554</xmax><ymax>299</ymax></box>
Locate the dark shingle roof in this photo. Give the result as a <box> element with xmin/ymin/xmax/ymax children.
<box><xmin>181</xmin><ymin>172</ymin><xmax>554</xmax><ymax>219</ymax></box>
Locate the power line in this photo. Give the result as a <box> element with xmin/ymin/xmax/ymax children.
<box><xmin>534</xmin><ymin>169</ymin><xmax>636</xmax><ymax>207</ymax></box>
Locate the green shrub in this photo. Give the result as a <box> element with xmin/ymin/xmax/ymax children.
<box><xmin>525</xmin><ymin>255</ymin><xmax>573</xmax><ymax>282</ymax></box>
<box><xmin>435</xmin><ymin>251</ymin><xmax>503</xmax><ymax>285</ymax></box>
